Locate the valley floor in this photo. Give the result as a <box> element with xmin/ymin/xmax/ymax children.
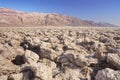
<box><xmin>0</xmin><ymin>27</ymin><xmax>120</xmax><ymax>80</ymax></box>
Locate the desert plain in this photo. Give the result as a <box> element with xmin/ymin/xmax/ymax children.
<box><xmin>0</xmin><ymin>27</ymin><xmax>120</xmax><ymax>80</ymax></box>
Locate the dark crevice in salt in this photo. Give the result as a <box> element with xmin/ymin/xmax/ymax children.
<box><xmin>12</xmin><ymin>55</ymin><xmax>25</xmax><ymax>65</ymax></box>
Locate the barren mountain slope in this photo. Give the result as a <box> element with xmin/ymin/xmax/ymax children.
<box><xmin>0</xmin><ymin>8</ymin><xmax>117</xmax><ymax>27</ymax></box>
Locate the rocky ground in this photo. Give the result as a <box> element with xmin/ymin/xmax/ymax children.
<box><xmin>0</xmin><ymin>27</ymin><xmax>120</xmax><ymax>80</ymax></box>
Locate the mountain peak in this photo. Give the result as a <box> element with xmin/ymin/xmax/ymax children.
<box><xmin>0</xmin><ymin>8</ymin><xmax>25</xmax><ymax>16</ymax></box>
<box><xmin>0</xmin><ymin>8</ymin><xmax>16</xmax><ymax>12</ymax></box>
<box><xmin>0</xmin><ymin>7</ymin><xmax>118</xmax><ymax>27</ymax></box>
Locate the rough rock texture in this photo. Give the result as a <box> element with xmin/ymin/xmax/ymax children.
<box><xmin>0</xmin><ymin>27</ymin><xmax>120</xmax><ymax>80</ymax></box>
<box><xmin>10</xmin><ymin>73</ymin><xmax>23</xmax><ymax>80</ymax></box>
<box><xmin>24</xmin><ymin>50</ymin><xmax>39</xmax><ymax>64</ymax></box>
<box><xmin>0</xmin><ymin>8</ymin><xmax>117</xmax><ymax>27</ymax></box>
<box><xmin>95</xmin><ymin>68</ymin><xmax>120</xmax><ymax>80</ymax></box>
<box><xmin>107</xmin><ymin>53</ymin><xmax>120</xmax><ymax>70</ymax></box>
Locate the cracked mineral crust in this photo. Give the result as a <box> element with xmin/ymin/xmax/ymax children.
<box><xmin>0</xmin><ymin>27</ymin><xmax>120</xmax><ymax>80</ymax></box>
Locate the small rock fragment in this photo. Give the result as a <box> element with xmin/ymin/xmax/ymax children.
<box><xmin>95</xmin><ymin>68</ymin><xmax>120</xmax><ymax>80</ymax></box>
<box><xmin>10</xmin><ymin>73</ymin><xmax>23</xmax><ymax>80</ymax></box>
<box><xmin>107</xmin><ymin>53</ymin><xmax>120</xmax><ymax>69</ymax></box>
<box><xmin>33</xmin><ymin>63</ymin><xmax>53</xmax><ymax>80</ymax></box>
<box><xmin>24</xmin><ymin>50</ymin><xmax>39</xmax><ymax>64</ymax></box>
<box><xmin>0</xmin><ymin>75</ymin><xmax>8</xmax><ymax>80</ymax></box>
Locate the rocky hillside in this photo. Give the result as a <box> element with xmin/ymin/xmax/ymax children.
<box><xmin>0</xmin><ymin>27</ymin><xmax>120</xmax><ymax>80</ymax></box>
<box><xmin>0</xmin><ymin>8</ymin><xmax>117</xmax><ymax>27</ymax></box>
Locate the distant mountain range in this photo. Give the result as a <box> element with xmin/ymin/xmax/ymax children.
<box><xmin>0</xmin><ymin>8</ymin><xmax>118</xmax><ymax>27</ymax></box>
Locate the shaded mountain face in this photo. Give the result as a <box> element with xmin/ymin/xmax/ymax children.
<box><xmin>0</xmin><ymin>8</ymin><xmax>117</xmax><ymax>27</ymax></box>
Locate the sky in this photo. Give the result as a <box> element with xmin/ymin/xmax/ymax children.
<box><xmin>0</xmin><ymin>0</ymin><xmax>120</xmax><ymax>25</ymax></box>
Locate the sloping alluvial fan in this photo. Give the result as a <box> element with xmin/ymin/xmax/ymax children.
<box><xmin>0</xmin><ymin>27</ymin><xmax>120</xmax><ymax>80</ymax></box>
<box><xmin>0</xmin><ymin>8</ymin><xmax>117</xmax><ymax>27</ymax></box>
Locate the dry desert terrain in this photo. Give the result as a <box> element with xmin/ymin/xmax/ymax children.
<box><xmin>0</xmin><ymin>27</ymin><xmax>120</xmax><ymax>80</ymax></box>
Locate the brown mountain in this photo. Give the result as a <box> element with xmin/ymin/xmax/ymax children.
<box><xmin>0</xmin><ymin>8</ymin><xmax>117</xmax><ymax>27</ymax></box>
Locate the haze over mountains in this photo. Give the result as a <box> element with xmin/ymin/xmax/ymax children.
<box><xmin>0</xmin><ymin>8</ymin><xmax>118</xmax><ymax>27</ymax></box>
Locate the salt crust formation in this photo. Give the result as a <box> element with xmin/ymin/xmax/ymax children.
<box><xmin>0</xmin><ymin>27</ymin><xmax>120</xmax><ymax>80</ymax></box>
